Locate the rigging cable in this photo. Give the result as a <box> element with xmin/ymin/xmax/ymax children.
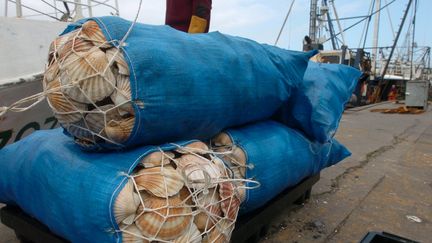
<box><xmin>324</xmin><ymin>0</ymin><xmax>397</xmax><ymax>44</ymax></box>
<box><xmin>274</xmin><ymin>0</ymin><xmax>296</xmax><ymax>46</ymax></box>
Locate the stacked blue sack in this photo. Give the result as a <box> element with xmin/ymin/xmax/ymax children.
<box><xmin>0</xmin><ymin>16</ymin><xmax>360</xmax><ymax>243</ymax></box>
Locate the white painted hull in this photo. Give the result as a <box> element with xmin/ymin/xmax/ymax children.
<box><xmin>0</xmin><ymin>75</ymin><xmax>58</xmax><ymax>149</ymax></box>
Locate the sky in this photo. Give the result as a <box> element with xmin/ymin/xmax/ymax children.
<box><xmin>1</xmin><ymin>0</ymin><xmax>431</xmax><ymax>56</ymax></box>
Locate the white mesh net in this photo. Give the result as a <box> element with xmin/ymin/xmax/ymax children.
<box><xmin>114</xmin><ymin>142</ymin><xmax>258</xmax><ymax>243</ymax></box>
<box><xmin>41</xmin><ymin>20</ymin><xmax>135</xmax><ymax>148</ymax></box>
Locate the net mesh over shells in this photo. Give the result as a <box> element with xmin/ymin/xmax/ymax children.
<box><xmin>114</xmin><ymin>142</ymin><xmax>256</xmax><ymax>243</ymax></box>
<box><xmin>43</xmin><ymin>20</ymin><xmax>134</xmax><ymax>148</ymax></box>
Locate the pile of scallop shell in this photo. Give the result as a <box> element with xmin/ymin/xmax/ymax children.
<box><xmin>114</xmin><ymin>142</ymin><xmax>245</xmax><ymax>243</ymax></box>
<box><xmin>43</xmin><ymin>20</ymin><xmax>134</xmax><ymax>147</ymax></box>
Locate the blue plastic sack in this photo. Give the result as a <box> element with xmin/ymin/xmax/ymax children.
<box><xmin>274</xmin><ymin>61</ymin><xmax>361</xmax><ymax>142</ymax></box>
<box><xmin>0</xmin><ymin>128</ymin><xmax>194</xmax><ymax>243</ymax></box>
<box><xmin>224</xmin><ymin>121</ymin><xmax>351</xmax><ymax>214</ymax></box>
<box><xmin>60</xmin><ymin>16</ymin><xmax>315</xmax><ymax>150</ymax></box>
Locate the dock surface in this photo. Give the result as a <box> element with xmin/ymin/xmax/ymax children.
<box><xmin>1</xmin><ymin>102</ymin><xmax>431</xmax><ymax>243</ymax></box>
<box><xmin>262</xmin><ymin>102</ymin><xmax>432</xmax><ymax>243</ymax></box>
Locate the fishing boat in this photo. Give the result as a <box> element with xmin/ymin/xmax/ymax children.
<box><xmin>0</xmin><ymin>0</ymin><xmax>119</xmax><ymax>148</ymax></box>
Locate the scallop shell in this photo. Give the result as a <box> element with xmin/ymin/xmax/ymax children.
<box><xmin>212</xmin><ymin>132</ymin><xmax>232</xmax><ymax>147</ymax></box>
<box><xmin>121</xmin><ymin>224</ymin><xmax>148</xmax><ymax>243</ymax></box>
<box><xmin>46</xmin><ymin>79</ymin><xmax>85</xmax><ymax>124</ymax></box>
<box><xmin>74</xmin><ymin>137</ymin><xmax>98</xmax><ymax>151</ymax></box>
<box><xmin>106</xmin><ymin>48</ymin><xmax>130</xmax><ymax>75</ymax></box>
<box><xmin>57</xmin><ymin>37</ymin><xmax>94</xmax><ymax>60</ymax></box>
<box><xmin>220</xmin><ymin>147</ymin><xmax>246</xmax><ymax>178</ymax></box>
<box><xmin>174</xmin><ymin>223</ymin><xmax>202</xmax><ymax>243</ymax></box>
<box><xmin>237</xmin><ymin>183</ymin><xmax>246</xmax><ymax>203</ymax></box>
<box><xmin>204</xmin><ymin>219</ymin><xmax>234</xmax><ymax>243</ymax></box>
<box><xmin>176</xmin><ymin>154</ymin><xmax>221</xmax><ymax>190</ymax></box>
<box><xmin>179</xmin><ymin>187</ymin><xmax>194</xmax><ymax>206</ymax></box>
<box><xmin>65</xmin><ymin>118</ymin><xmax>93</xmax><ymax>140</ymax></box>
<box><xmin>48</xmin><ymin>30</ymin><xmax>77</xmax><ymax>62</ymax></box>
<box><xmin>80</xmin><ymin>20</ymin><xmax>110</xmax><ymax>48</ymax></box>
<box><xmin>85</xmin><ymin>104</ymin><xmax>122</xmax><ymax>135</ymax></box>
<box><xmin>231</xmin><ymin>147</ymin><xmax>246</xmax><ymax>166</ymax></box>
<box><xmin>141</xmin><ymin>151</ymin><xmax>174</xmax><ymax>168</ymax></box>
<box><xmin>45</xmin><ymin>61</ymin><xmax>60</xmax><ymax>84</ymax></box>
<box><xmin>114</xmin><ymin>180</ymin><xmax>141</xmax><ymax>225</ymax></box>
<box><xmin>111</xmin><ymin>74</ymin><xmax>133</xmax><ymax>115</ymax></box>
<box><xmin>219</xmin><ymin>182</ymin><xmax>241</xmax><ymax>221</ymax></box>
<box><xmin>136</xmin><ymin>194</ymin><xmax>192</xmax><ymax>240</ymax></box>
<box><xmin>211</xmin><ymin>155</ymin><xmax>230</xmax><ymax>178</ymax></box>
<box><xmin>230</xmin><ymin>167</ymin><xmax>245</xmax><ymax>181</ymax></box>
<box><xmin>134</xmin><ymin>165</ymin><xmax>184</xmax><ymax>198</ymax></box>
<box><xmin>193</xmin><ymin>188</ymin><xmax>223</xmax><ymax>232</ymax></box>
<box><xmin>104</xmin><ymin>117</ymin><xmax>135</xmax><ymax>144</ymax></box>
<box><xmin>59</xmin><ymin>48</ymin><xmax>115</xmax><ymax>103</ymax></box>
<box><xmin>176</xmin><ymin>141</ymin><xmax>209</xmax><ymax>154</ymax></box>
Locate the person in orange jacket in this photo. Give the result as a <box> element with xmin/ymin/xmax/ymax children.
<box><xmin>165</xmin><ymin>0</ymin><xmax>212</xmax><ymax>33</ymax></box>
<box><xmin>388</xmin><ymin>84</ymin><xmax>398</xmax><ymax>101</ymax></box>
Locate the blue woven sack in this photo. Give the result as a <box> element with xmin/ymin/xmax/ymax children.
<box><xmin>0</xmin><ymin>129</ymin><xmax>194</xmax><ymax>243</ymax></box>
<box><xmin>57</xmin><ymin>16</ymin><xmax>315</xmax><ymax>150</ymax></box>
<box><xmin>223</xmin><ymin>121</ymin><xmax>351</xmax><ymax>214</ymax></box>
<box><xmin>274</xmin><ymin>61</ymin><xmax>361</xmax><ymax>143</ymax></box>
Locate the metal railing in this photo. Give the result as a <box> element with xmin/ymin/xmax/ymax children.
<box><xmin>3</xmin><ymin>0</ymin><xmax>119</xmax><ymax>21</ymax></box>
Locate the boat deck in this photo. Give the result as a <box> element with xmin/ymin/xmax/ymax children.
<box><xmin>1</xmin><ymin>102</ymin><xmax>431</xmax><ymax>243</ymax></box>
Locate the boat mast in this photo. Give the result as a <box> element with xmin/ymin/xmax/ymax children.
<box><xmin>309</xmin><ymin>0</ymin><xmax>318</xmax><ymax>44</ymax></box>
<box><xmin>410</xmin><ymin>0</ymin><xmax>418</xmax><ymax>80</ymax></box>
<box><xmin>371</xmin><ymin>0</ymin><xmax>381</xmax><ymax>79</ymax></box>
<box><xmin>15</xmin><ymin>0</ymin><xmax>22</xmax><ymax>18</ymax></box>
<box><xmin>329</xmin><ymin>0</ymin><xmax>345</xmax><ymax>46</ymax></box>
<box><xmin>378</xmin><ymin>0</ymin><xmax>414</xmax><ymax>101</ymax></box>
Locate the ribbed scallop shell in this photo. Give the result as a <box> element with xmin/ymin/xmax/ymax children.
<box><xmin>218</xmin><ymin>182</ymin><xmax>241</xmax><ymax>221</ymax></box>
<box><xmin>179</xmin><ymin>187</ymin><xmax>194</xmax><ymax>206</ymax></box>
<box><xmin>134</xmin><ymin>165</ymin><xmax>184</xmax><ymax>198</ymax></box>
<box><xmin>114</xmin><ymin>180</ymin><xmax>141</xmax><ymax>225</ymax></box>
<box><xmin>136</xmin><ymin>194</ymin><xmax>192</xmax><ymax>240</ymax></box>
<box><xmin>219</xmin><ymin>147</ymin><xmax>246</xmax><ymax>178</ymax></box>
<box><xmin>65</xmin><ymin>118</ymin><xmax>93</xmax><ymax>140</ymax></box>
<box><xmin>211</xmin><ymin>155</ymin><xmax>230</xmax><ymax>178</ymax></box>
<box><xmin>237</xmin><ymin>183</ymin><xmax>246</xmax><ymax>203</ymax></box>
<box><xmin>106</xmin><ymin>48</ymin><xmax>130</xmax><ymax>75</ymax></box>
<box><xmin>85</xmin><ymin>104</ymin><xmax>122</xmax><ymax>135</ymax></box>
<box><xmin>45</xmin><ymin>61</ymin><xmax>60</xmax><ymax>84</ymax></box>
<box><xmin>193</xmin><ymin>188</ymin><xmax>223</xmax><ymax>232</ymax></box>
<box><xmin>231</xmin><ymin>147</ymin><xmax>246</xmax><ymax>177</ymax></box>
<box><xmin>105</xmin><ymin>117</ymin><xmax>135</xmax><ymax>144</ymax></box>
<box><xmin>121</xmin><ymin>224</ymin><xmax>148</xmax><ymax>243</ymax></box>
<box><xmin>176</xmin><ymin>141</ymin><xmax>209</xmax><ymax>154</ymax></box>
<box><xmin>74</xmin><ymin>138</ymin><xmax>98</xmax><ymax>151</ymax></box>
<box><xmin>231</xmin><ymin>147</ymin><xmax>246</xmax><ymax>166</ymax></box>
<box><xmin>212</xmin><ymin>132</ymin><xmax>232</xmax><ymax>147</ymax></box>
<box><xmin>174</xmin><ymin>223</ymin><xmax>202</xmax><ymax>243</ymax></box>
<box><xmin>59</xmin><ymin>48</ymin><xmax>115</xmax><ymax>103</ymax></box>
<box><xmin>111</xmin><ymin>74</ymin><xmax>133</xmax><ymax>115</ymax></box>
<box><xmin>204</xmin><ymin>219</ymin><xmax>234</xmax><ymax>243</ymax></box>
<box><xmin>176</xmin><ymin>154</ymin><xmax>221</xmax><ymax>190</ymax></box>
<box><xmin>141</xmin><ymin>151</ymin><xmax>174</xmax><ymax>168</ymax></box>
<box><xmin>57</xmin><ymin>37</ymin><xmax>94</xmax><ymax>60</ymax></box>
<box><xmin>80</xmin><ymin>20</ymin><xmax>110</xmax><ymax>48</ymax></box>
<box><xmin>48</xmin><ymin>30</ymin><xmax>77</xmax><ymax>63</ymax></box>
<box><xmin>46</xmin><ymin>79</ymin><xmax>85</xmax><ymax>124</ymax></box>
